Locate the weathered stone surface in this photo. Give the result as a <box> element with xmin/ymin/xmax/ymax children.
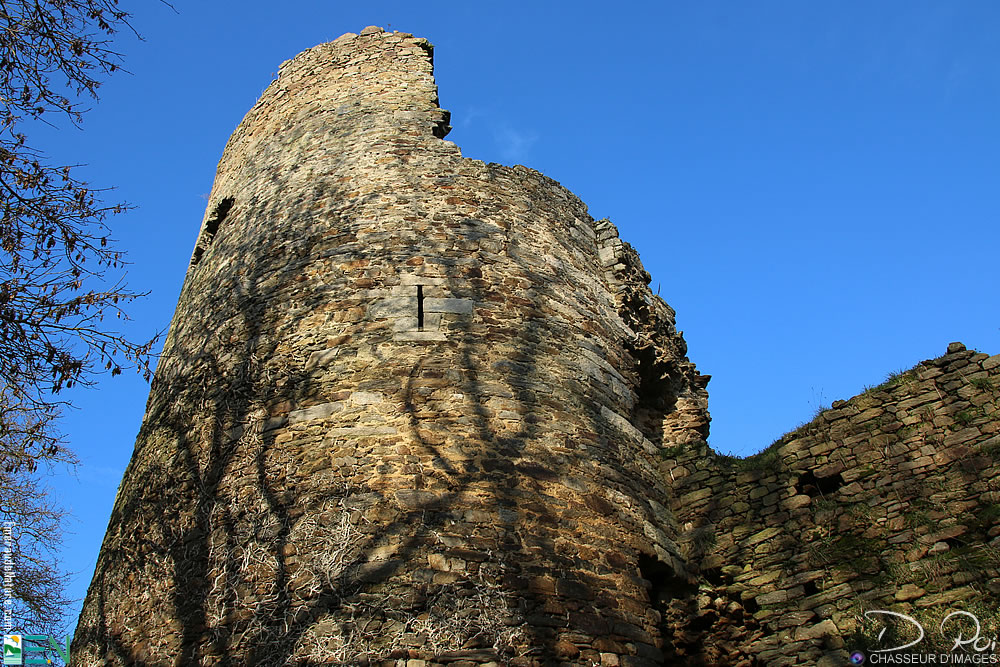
<box><xmin>895</xmin><ymin>583</ymin><xmax>925</xmax><ymax>601</ymax></box>
<box><xmin>73</xmin><ymin>26</ymin><xmax>709</xmax><ymax>667</ymax></box>
<box><xmin>71</xmin><ymin>23</ymin><xmax>1000</xmax><ymax>667</ymax></box>
<box><xmin>395</xmin><ymin>489</ymin><xmax>444</xmax><ymax>509</ymax></box>
<box><xmin>287</xmin><ymin>401</ymin><xmax>343</xmax><ymax>424</ymax></box>
<box><xmin>423</xmin><ymin>297</ymin><xmax>475</xmax><ymax>314</ymax></box>
<box><xmin>660</xmin><ymin>341</ymin><xmax>1000</xmax><ymax>664</ymax></box>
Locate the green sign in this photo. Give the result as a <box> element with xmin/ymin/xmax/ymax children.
<box><xmin>3</xmin><ymin>635</ymin><xmax>21</xmax><ymax>666</ymax></box>
<box><xmin>2</xmin><ymin>634</ymin><xmax>69</xmax><ymax>665</ymax></box>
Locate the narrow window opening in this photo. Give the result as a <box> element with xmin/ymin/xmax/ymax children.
<box><xmin>416</xmin><ymin>285</ymin><xmax>424</xmax><ymax>331</ymax></box>
<box><xmin>191</xmin><ymin>196</ymin><xmax>234</xmax><ymax>267</ymax></box>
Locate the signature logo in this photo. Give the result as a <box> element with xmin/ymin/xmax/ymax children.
<box><xmin>2</xmin><ymin>634</ymin><xmax>69</xmax><ymax>665</ymax></box>
<box><xmin>864</xmin><ymin>610</ymin><xmax>998</xmax><ymax>653</ymax></box>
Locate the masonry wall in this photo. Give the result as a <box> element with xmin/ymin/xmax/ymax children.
<box><xmin>73</xmin><ymin>28</ymin><xmax>710</xmax><ymax>666</ymax></box>
<box><xmin>72</xmin><ymin>25</ymin><xmax>1000</xmax><ymax>667</ymax></box>
<box><xmin>660</xmin><ymin>343</ymin><xmax>1000</xmax><ymax>666</ymax></box>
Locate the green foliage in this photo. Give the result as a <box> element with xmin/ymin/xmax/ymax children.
<box><xmin>903</xmin><ymin>544</ymin><xmax>1000</xmax><ymax>594</ymax></box>
<box><xmin>844</xmin><ymin>605</ymin><xmax>951</xmax><ymax>654</ymax></box>
<box><xmin>658</xmin><ymin>443</ymin><xmax>686</xmax><ymax>460</ymax></box>
<box><xmin>729</xmin><ymin>441</ymin><xmax>784</xmax><ymax>472</ymax></box>
<box><xmin>691</xmin><ymin>527</ymin><xmax>717</xmax><ymax>553</ymax></box>
<box><xmin>904</xmin><ymin>509</ymin><xmax>933</xmax><ymax>529</ymax></box>
<box><xmin>848</xmin><ymin>503</ymin><xmax>874</xmax><ymax>521</ymax></box>
<box><xmin>947</xmin><ymin>543</ymin><xmax>999</xmax><ymax>570</ymax></box>
<box><xmin>884</xmin><ymin>368</ymin><xmax>918</xmax><ymax>387</ymax></box>
<box><xmin>855</xmin><ymin>464</ymin><xmax>879</xmax><ymax>480</ymax></box>
<box><xmin>879</xmin><ymin>561</ymin><xmax>911</xmax><ymax>585</ymax></box>
<box><xmin>970</xmin><ymin>376</ymin><xmax>994</xmax><ymax>391</ymax></box>
<box><xmin>808</xmin><ymin>532</ymin><xmax>884</xmax><ymax>573</ymax></box>
<box><xmin>845</xmin><ymin>604</ymin><xmax>998</xmax><ymax>655</ymax></box>
<box><xmin>860</xmin><ymin>383</ymin><xmax>879</xmax><ymax>397</ymax></box>
<box><xmin>813</xmin><ymin>497</ymin><xmax>838</xmax><ymax>513</ymax></box>
<box><xmin>716</xmin><ymin>437</ymin><xmax>787</xmax><ymax>472</ymax></box>
<box><xmin>982</xmin><ymin>440</ymin><xmax>1000</xmax><ymax>463</ymax></box>
<box><xmin>844</xmin><ymin>551</ymin><xmax>1000</xmax><ymax>650</ymax></box>
<box><xmin>811</xmin><ymin>403</ymin><xmax>831</xmax><ymax>420</ymax></box>
<box><xmin>954</xmin><ymin>410</ymin><xmax>976</xmax><ymax>427</ymax></box>
<box><xmin>968</xmin><ymin>504</ymin><xmax>1000</xmax><ymax>533</ymax></box>
<box><xmin>859</xmin><ymin>369</ymin><xmax>919</xmax><ymax>399</ymax></box>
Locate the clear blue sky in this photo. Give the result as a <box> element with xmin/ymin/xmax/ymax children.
<box><xmin>25</xmin><ymin>1</ymin><xmax>999</xmax><ymax>631</ymax></box>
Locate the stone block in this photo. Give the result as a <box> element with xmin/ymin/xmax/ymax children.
<box><xmin>423</xmin><ymin>297</ymin><xmax>474</xmax><ymax>314</ymax></box>
<box><xmin>944</xmin><ymin>427</ymin><xmax>981</xmax><ymax>447</ymax></box>
<box><xmin>287</xmin><ymin>401</ymin><xmax>343</xmax><ymax>424</ymax></box>
<box><xmin>794</xmin><ymin>619</ymin><xmax>839</xmax><ymax>642</ymax></box>
<box><xmin>427</xmin><ymin>554</ymin><xmax>448</xmax><ymax>570</ymax></box>
<box><xmin>350</xmin><ymin>391</ymin><xmax>384</xmax><ymax>405</ymax></box>
<box><xmin>369</xmin><ymin>296</ymin><xmax>416</xmax><ymax>319</ymax></box>
<box><xmin>325</xmin><ymin>425</ymin><xmax>397</xmax><ymax>437</ymax></box>
<box><xmin>781</xmin><ymin>494</ymin><xmax>812</xmax><ymax>510</ymax></box>
<box><xmin>750</xmin><ymin>571</ymin><xmax>781</xmax><ymax>586</ymax></box>
<box><xmin>756</xmin><ymin>589</ymin><xmax>790</xmax><ymax>606</ymax></box>
<box><xmin>813</xmin><ymin>461</ymin><xmax>845</xmax><ymax>478</ymax></box>
<box><xmin>394</xmin><ymin>330</ymin><xmax>448</xmax><ymax>342</ymax></box>
<box><xmin>914</xmin><ymin>587</ymin><xmax>974</xmax><ymax>608</ymax></box>
<box><xmin>777</xmin><ymin>610</ymin><xmax>816</xmax><ymax>628</ymax></box>
<box><xmin>394</xmin><ymin>489</ymin><xmax>443</xmax><ymax>510</ymax></box>
<box><xmin>894</xmin><ymin>583</ymin><xmax>925</xmax><ymax>601</ymax></box>
<box><xmin>305</xmin><ymin>346</ymin><xmax>339</xmax><ymax>370</ymax></box>
<box><xmin>597</xmin><ymin>246</ymin><xmax>618</xmax><ymax>267</ymax></box>
<box><xmin>400</xmin><ymin>274</ymin><xmax>448</xmax><ymax>286</ymax></box>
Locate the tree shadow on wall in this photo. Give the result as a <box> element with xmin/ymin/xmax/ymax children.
<box><xmin>75</xmin><ymin>174</ymin><xmax>682</xmax><ymax>665</ymax></box>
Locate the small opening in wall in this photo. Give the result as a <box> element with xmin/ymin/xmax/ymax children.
<box><xmin>416</xmin><ymin>285</ymin><xmax>424</xmax><ymax>331</ymax></box>
<box><xmin>701</xmin><ymin>566</ymin><xmax>724</xmax><ymax>586</ymax></box>
<box><xmin>803</xmin><ymin>580</ymin><xmax>819</xmax><ymax>597</ymax></box>
<box><xmin>191</xmin><ymin>196</ymin><xmax>234</xmax><ymax>267</ymax></box>
<box><xmin>943</xmin><ymin>536</ymin><xmax>964</xmax><ymax>550</ymax></box>
<box><xmin>637</xmin><ymin>553</ymin><xmax>697</xmax><ymax>612</ymax></box>
<box><xmin>796</xmin><ymin>470</ymin><xmax>844</xmax><ymax>498</ymax></box>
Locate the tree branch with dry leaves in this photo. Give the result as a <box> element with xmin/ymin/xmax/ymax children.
<box><xmin>0</xmin><ymin>0</ymin><xmax>161</xmax><ymax>635</ymax></box>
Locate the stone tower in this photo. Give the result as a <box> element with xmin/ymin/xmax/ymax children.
<box><xmin>74</xmin><ymin>25</ymin><xmax>1000</xmax><ymax>667</ymax></box>
<box><xmin>74</xmin><ymin>27</ymin><xmax>711</xmax><ymax>665</ymax></box>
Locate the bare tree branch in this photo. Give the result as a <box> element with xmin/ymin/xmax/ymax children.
<box><xmin>0</xmin><ymin>0</ymin><xmax>157</xmax><ymax>635</ymax></box>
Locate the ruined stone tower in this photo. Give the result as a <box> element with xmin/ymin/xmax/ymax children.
<box><xmin>75</xmin><ymin>26</ymin><xmax>1000</xmax><ymax>667</ymax></box>
<box><xmin>73</xmin><ymin>27</ymin><xmax>710</xmax><ymax>665</ymax></box>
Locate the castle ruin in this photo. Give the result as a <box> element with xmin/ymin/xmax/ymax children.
<box><xmin>73</xmin><ymin>27</ymin><xmax>1000</xmax><ymax>666</ymax></box>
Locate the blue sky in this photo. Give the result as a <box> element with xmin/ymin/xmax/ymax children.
<box><xmin>22</xmin><ymin>1</ymin><xmax>999</xmax><ymax>631</ymax></box>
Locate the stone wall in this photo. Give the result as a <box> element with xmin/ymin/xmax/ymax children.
<box><xmin>660</xmin><ymin>342</ymin><xmax>1000</xmax><ymax>665</ymax></box>
<box><xmin>73</xmin><ymin>27</ymin><xmax>709</xmax><ymax>666</ymax></box>
<box><xmin>71</xmin><ymin>25</ymin><xmax>1000</xmax><ymax>667</ymax></box>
